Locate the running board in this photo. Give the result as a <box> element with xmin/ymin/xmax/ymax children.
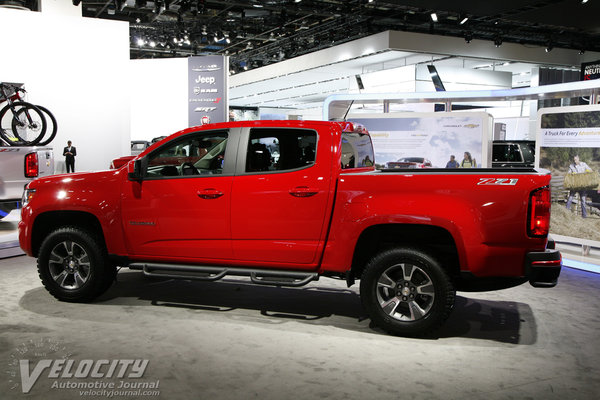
<box><xmin>130</xmin><ymin>262</ymin><xmax>319</xmax><ymax>287</ymax></box>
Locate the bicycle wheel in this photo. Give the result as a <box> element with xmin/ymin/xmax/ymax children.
<box><xmin>11</xmin><ymin>102</ymin><xmax>47</xmax><ymax>145</ymax></box>
<box><xmin>34</xmin><ymin>105</ymin><xmax>58</xmax><ymax>146</ymax></box>
<box><xmin>0</xmin><ymin>101</ymin><xmax>46</xmax><ymax>146</ymax></box>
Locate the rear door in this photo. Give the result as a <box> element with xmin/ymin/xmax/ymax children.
<box><xmin>230</xmin><ymin>126</ymin><xmax>333</xmax><ymax>266</ymax></box>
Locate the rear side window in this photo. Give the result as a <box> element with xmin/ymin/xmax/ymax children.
<box><xmin>341</xmin><ymin>132</ymin><xmax>374</xmax><ymax>169</ymax></box>
<box><xmin>246</xmin><ymin>128</ymin><xmax>316</xmax><ymax>172</ymax></box>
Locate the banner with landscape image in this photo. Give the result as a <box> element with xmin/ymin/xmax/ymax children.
<box><xmin>351</xmin><ymin>113</ymin><xmax>491</xmax><ymax>168</ymax></box>
<box><xmin>537</xmin><ymin>105</ymin><xmax>600</xmax><ymax>245</ymax></box>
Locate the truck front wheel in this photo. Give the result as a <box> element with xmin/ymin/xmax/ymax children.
<box><xmin>37</xmin><ymin>227</ymin><xmax>116</xmax><ymax>302</ymax></box>
<box><xmin>360</xmin><ymin>247</ymin><xmax>455</xmax><ymax>337</ymax></box>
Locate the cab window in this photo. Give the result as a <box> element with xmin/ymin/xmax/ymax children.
<box><xmin>146</xmin><ymin>131</ymin><xmax>228</xmax><ymax>177</ymax></box>
<box><xmin>246</xmin><ymin>128</ymin><xmax>316</xmax><ymax>173</ymax></box>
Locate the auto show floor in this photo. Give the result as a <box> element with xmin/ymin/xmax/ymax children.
<box><xmin>0</xmin><ymin>256</ymin><xmax>599</xmax><ymax>400</ymax></box>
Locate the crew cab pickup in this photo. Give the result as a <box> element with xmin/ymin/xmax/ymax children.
<box><xmin>18</xmin><ymin>120</ymin><xmax>561</xmax><ymax>336</ymax></box>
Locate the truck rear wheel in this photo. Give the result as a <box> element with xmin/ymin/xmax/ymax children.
<box><xmin>360</xmin><ymin>247</ymin><xmax>455</xmax><ymax>337</ymax></box>
<box><xmin>37</xmin><ymin>227</ymin><xmax>116</xmax><ymax>302</ymax></box>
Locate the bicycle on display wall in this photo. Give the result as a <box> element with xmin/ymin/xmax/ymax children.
<box><xmin>0</xmin><ymin>82</ymin><xmax>57</xmax><ymax>146</ymax></box>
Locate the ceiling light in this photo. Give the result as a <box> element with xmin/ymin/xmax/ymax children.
<box><xmin>295</xmin><ymin>0</ymin><xmax>302</xmax><ymax>2</ymax></box>
<box><xmin>107</xmin><ymin>3</ymin><xmax>116</xmax><ymax>15</ymax></box>
<box><xmin>149</xmin><ymin>41</ymin><xmax>156</xmax><ymax>47</ymax></box>
<box><xmin>136</xmin><ymin>37</ymin><xmax>145</xmax><ymax>46</ymax></box>
<box><xmin>494</xmin><ymin>37</ymin><xmax>502</xmax><ymax>47</ymax></box>
<box><xmin>545</xmin><ymin>45</ymin><xmax>553</xmax><ymax>52</ymax></box>
<box><xmin>582</xmin><ymin>0</ymin><xmax>588</xmax><ymax>3</ymax></box>
<box><xmin>430</xmin><ymin>13</ymin><xmax>438</xmax><ymax>22</ymax></box>
<box><xmin>253</xmin><ymin>3</ymin><xmax>263</xmax><ymax>7</ymax></box>
<box><xmin>464</xmin><ymin>32</ymin><xmax>473</xmax><ymax>43</ymax></box>
<box><xmin>460</xmin><ymin>17</ymin><xmax>468</xmax><ymax>25</ymax></box>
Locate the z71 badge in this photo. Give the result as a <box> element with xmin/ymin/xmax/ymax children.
<box><xmin>478</xmin><ymin>178</ymin><xmax>518</xmax><ymax>186</ymax></box>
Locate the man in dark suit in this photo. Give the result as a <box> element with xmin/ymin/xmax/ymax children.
<box><xmin>63</xmin><ymin>140</ymin><xmax>76</xmax><ymax>173</ymax></box>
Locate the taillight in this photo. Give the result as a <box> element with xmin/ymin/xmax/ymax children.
<box><xmin>24</xmin><ymin>152</ymin><xmax>39</xmax><ymax>178</ymax></box>
<box><xmin>528</xmin><ymin>186</ymin><xmax>551</xmax><ymax>237</ymax></box>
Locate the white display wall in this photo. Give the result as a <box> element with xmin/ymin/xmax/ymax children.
<box><xmin>129</xmin><ymin>58</ymin><xmax>188</xmax><ymax>141</ymax></box>
<box><xmin>0</xmin><ymin>7</ymin><xmax>130</xmax><ymax>173</ymax></box>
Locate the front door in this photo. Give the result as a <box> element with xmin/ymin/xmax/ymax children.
<box><xmin>121</xmin><ymin>129</ymin><xmax>238</xmax><ymax>261</ymax></box>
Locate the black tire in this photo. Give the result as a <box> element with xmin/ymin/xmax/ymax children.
<box><xmin>360</xmin><ymin>247</ymin><xmax>455</xmax><ymax>337</ymax></box>
<box><xmin>34</xmin><ymin>105</ymin><xmax>58</xmax><ymax>146</ymax></box>
<box><xmin>37</xmin><ymin>227</ymin><xmax>116</xmax><ymax>302</ymax></box>
<box><xmin>0</xmin><ymin>102</ymin><xmax>46</xmax><ymax>146</ymax></box>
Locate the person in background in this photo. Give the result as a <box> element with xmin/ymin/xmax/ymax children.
<box><xmin>446</xmin><ymin>155</ymin><xmax>459</xmax><ymax>168</ymax></box>
<box><xmin>566</xmin><ymin>154</ymin><xmax>592</xmax><ymax>218</ymax></box>
<box><xmin>460</xmin><ymin>151</ymin><xmax>476</xmax><ymax>168</ymax></box>
<box><xmin>63</xmin><ymin>140</ymin><xmax>77</xmax><ymax>173</ymax></box>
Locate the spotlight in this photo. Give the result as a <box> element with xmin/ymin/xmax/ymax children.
<box><xmin>136</xmin><ymin>37</ymin><xmax>145</xmax><ymax>46</ymax></box>
<box><xmin>72</xmin><ymin>0</ymin><xmax>82</xmax><ymax>5</ymax></box>
<box><xmin>107</xmin><ymin>3</ymin><xmax>116</xmax><ymax>15</ymax></box>
<box><xmin>430</xmin><ymin>13</ymin><xmax>438</xmax><ymax>22</ymax></box>
<box><xmin>580</xmin><ymin>49</ymin><xmax>586</xmax><ymax>55</ymax></box>
<box><xmin>494</xmin><ymin>37</ymin><xmax>502</xmax><ymax>47</ymax></box>
<box><xmin>464</xmin><ymin>32</ymin><xmax>473</xmax><ymax>43</ymax></box>
<box><xmin>545</xmin><ymin>45</ymin><xmax>553</xmax><ymax>52</ymax></box>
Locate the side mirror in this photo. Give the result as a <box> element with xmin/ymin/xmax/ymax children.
<box><xmin>128</xmin><ymin>158</ymin><xmax>147</xmax><ymax>181</ymax></box>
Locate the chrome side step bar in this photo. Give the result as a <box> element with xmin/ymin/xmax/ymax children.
<box><xmin>129</xmin><ymin>262</ymin><xmax>319</xmax><ymax>287</ymax></box>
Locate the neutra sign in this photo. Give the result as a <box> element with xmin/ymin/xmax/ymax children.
<box><xmin>188</xmin><ymin>55</ymin><xmax>228</xmax><ymax>126</ymax></box>
<box><xmin>581</xmin><ymin>60</ymin><xmax>600</xmax><ymax>81</ymax></box>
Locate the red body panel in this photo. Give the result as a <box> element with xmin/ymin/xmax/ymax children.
<box><xmin>321</xmin><ymin>171</ymin><xmax>549</xmax><ymax>277</ymax></box>
<box><xmin>19</xmin><ymin>120</ymin><xmax>550</xmax><ymax>280</ymax></box>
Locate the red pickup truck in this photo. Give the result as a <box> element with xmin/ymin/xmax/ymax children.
<box><xmin>19</xmin><ymin>120</ymin><xmax>561</xmax><ymax>336</ymax></box>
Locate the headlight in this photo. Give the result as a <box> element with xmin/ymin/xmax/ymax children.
<box><xmin>22</xmin><ymin>188</ymin><xmax>36</xmax><ymax>207</ymax></box>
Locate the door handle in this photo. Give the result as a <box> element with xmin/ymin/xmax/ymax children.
<box><xmin>197</xmin><ymin>188</ymin><xmax>224</xmax><ymax>199</ymax></box>
<box><xmin>289</xmin><ymin>186</ymin><xmax>319</xmax><ymax>197</ymax></box>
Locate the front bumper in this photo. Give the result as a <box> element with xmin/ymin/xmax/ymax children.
<box><xmin>525</xmin><ymin>249</ymin><xmax>562</xmax><ymax>288</ymax></box>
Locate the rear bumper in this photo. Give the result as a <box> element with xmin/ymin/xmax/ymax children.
<box><xmin>525</xmin><ymin>249</ymin><xmax>562</xmax><ymax>288</ymax></box>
